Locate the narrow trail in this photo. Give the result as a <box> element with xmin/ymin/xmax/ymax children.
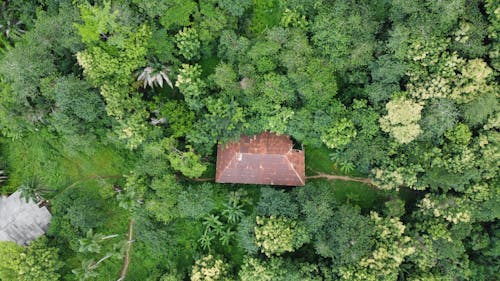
<box><xmin>191</xmin><ymin>177</ymin><xmax>215</xmax><ymax>181</ymax></box>
<box><xmin>191</xmin><ymin>173</ymin><xmax>376</xmax><ymax>186</ymax></box>
<box><xmin>118</xmin><ymin>219</ymin><xmax>135</xmax><ymax>281</ymax></box>
<box><xmin>305</xmin><ymin>172</ymin><xmax>375</xmax><ymax>186</ymax></box>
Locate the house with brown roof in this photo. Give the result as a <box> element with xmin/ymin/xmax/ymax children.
<box><xmin>216</xmin><ymin>132</ymin><xmax>305</xmax><ymax>186</ymax></box>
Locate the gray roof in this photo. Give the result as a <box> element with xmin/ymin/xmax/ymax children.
<box><xmin>0</xmin><ymin>191</ymin><xmax>52</xmax><ymax>245</ymax></box>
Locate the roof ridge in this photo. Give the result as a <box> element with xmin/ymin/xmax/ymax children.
<box><xmin>285</xmin><ymin>152</ymin><xmax>305</xmax><ymax>185</ymax></box>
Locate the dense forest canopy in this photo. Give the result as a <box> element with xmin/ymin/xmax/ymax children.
<box><xmin>0</xmin><ymin>0</ymin><xmax>498</xmax><ymax>280</ymax></box>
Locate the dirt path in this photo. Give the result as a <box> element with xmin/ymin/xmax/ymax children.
<box><xmin>118</xmin><ymin>219</ymin><xmax>135</xmax><ymax>281</ymax></box>
<box><xmin>190</xmin><ymin>173</ymin><xmax>375</xmax><ymax>187</ymax></box>
<box><xmin>305</xmin><ymin>172</ymin><xmax>374</xmax><ymax>186</ymax></box>
<box><xmin>191</xmin><ymin>177</ymin><xmax>215</xmax><ymax>181</ymax></box>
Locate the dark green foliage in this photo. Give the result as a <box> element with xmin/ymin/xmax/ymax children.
<box><xmin>311</xmin><ymin>0</ymin><xmax>379</xmax><ymax>78</ymax></box>
<box><xmin>420</xmin><ymin>99</ymin><xmax>459</xmax><ymax>142</ymax></box>
<box><xmin>256</xmin><ymin>187</ymin><xmax>299</xmax><ymax>219</ymax></box>
<box><xmin>50</xmin><ymin>185</ymin><xmax>108</xmax><ymax>241</ymax></box>
<box><xmin>461</xmin><ymin>92</ymin><xmax>499</xmax><ymax>127</ymax></box>
<box><xmin>315</xmin><ymin>204</ymin><xmax>375</xmax><ymax>266</ymax></box>
<box><xmin>294</xmin><ymin>181</ymin><xmax>338</xmax><ymax>232</ymax></box>
<box><xmin>219</xmin><ymin>0</ymin><xmax>252</xmax><ymax>17</ymax></box>
<box><xmin>177</xmin><ymin>183</ymin><xmax>216</xmax><ymax>219</ymax></box>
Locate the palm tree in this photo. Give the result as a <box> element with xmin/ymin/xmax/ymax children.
<box><xmin>219</xmin><ymin>228</ymin><xmax>235</xmax><ymax>246</ymax></box>
<box><xmin>222</xmin><ymin>202</ymin><xmax>244</xmax><ymax>224</ymax></box>
<box><xmin>198</xmin><ymin>232</ymin><xmax>214</xmax><ymax>250</ymax></box>
<box><xmin>18</xmin><ymin>176</ymin><xmax>52</xmax><ymax>205</ymax></box>
<box><xmin>0</xmin><ymin>2</ymin><xmax>26</xmax><ymax>40</ymax></box>
<box><xmin>78</xmin><ymin>229</ymin><xmax>119</xmax><ymax>254</ymax></box>
<box><xmin>137</xmin><ymin>66</ymin><xmax>173</xmax><ymax>89</ymax></box>
<box><xmin>73</xmin><ymin>240</ymin><xmax>125</xmax><ymax>280</ymax></box>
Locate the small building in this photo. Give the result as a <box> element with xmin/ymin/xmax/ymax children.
<box><xmin>216</xmin><ymin>132</ymin><xmax>305</xmax><ymax>186</ymax></box>
<box><xmin>0</xmin><ymin>191</ymin><xmax>52</xmax><ymax>245</ymax></box>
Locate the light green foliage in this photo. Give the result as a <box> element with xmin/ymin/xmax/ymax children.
<box><xmin>176</xmin><ymin>64</ymin><xmax>206</xmax><ymax>110</ymax></box>
<box><xmin>190</xmin><ymin>255</ymin><xmax>229</xmax><ymax>281</ymax></box>
<box><xmin>452</xmin><ymin>58</ymin><xmax>495</xmax><ymax>103</ymax></box>
<box><xmin>159</xmin><ymin>100</ymin><xmax>195</xmax><ymax>138</ymax></box>
<box><xmin>445</xmin><ymin>123</ymin><xmax>472</xmax><ymax>145</ymax></box>
<box><xmin>145</xmin><ymin>174</ymin><xmax>183</xmax><ymax>223</ymax></box>
<box><xmin>486</xmin><ymin>0</ymin><xmax>500</xmax><ymax>70</ymax></box>
<box><xmin>213</xmin><ymin>62</ymin><xmax>239</xmax><ymax>93</ymax></box>
<box><xmin>250</xmin><ymin>0</ymin><xmax>283</xmax><ymax>34</ymax></box>
<box><xmin>187</xmin><ymin>97</ymin><xmax>246</xmax><ymax>152</ymax></box>
<box><xmin>76</xmin><ymin>2</ymin><xmax>151</xmax><ymax>148</ymax></box>
<box><xmin>405</xmin><ymin>38</ymin><xmax>497</xmax><ymax>104</ymax></box>
<box><xmin>175</xmin><ymin>27</ymin><xmax>200</xmax><ymax>60</ymax></box>
<box><xmin>0</xmin><ymin>240</ymin><xmax>23</xmax><ymax>280</ymax></box>
<box><xmin>238</xmin><ymin>257</ymin><xmax>323</xmax><ymax>281</ymax></box>
<box><xmin>379</xmin><ymin>97</ymin><xmax>423</xmax><ymax>144</ymax></box>
<box><xmin>372</xmin><ymin>164</ymin><xmax>423</xmax><ymax>191</ymax></box>
<box><xmin>164</xmin><ymin>138</ymin><xmax>207</xmax><ymax>178</ymax></box>
<box><xmin>406</xmin><ymin>191</ymin><xmax>484</xmax><ymax>280</ymax></box>
<box><xmin>280</xmin><ymin>8</ymin><xmax>308</xmax><ymax>29</ymax></box>
<box><xmin>76</xmin><ymin>24</ymin><xmax>150</xmax><ymax>88</ymax></box>
<box><xmin>254</xmin><ymin>215</ymin><xmax>309</xmax><ymax>257</ymax></box>
<box><xmin>337</xmin><ymin>212</ymin><xmax>414</xmax><ymax>281</ymax></box>
<box><xmin>321</xmin><ymin>118</ymin><xmax>357</xmax><ymax>149</ymax></box>
<box><xmin>418</xmin><ymin>193</ymin><xmax>473</xmax><ymax>224</ymax></box>
<box><xmin>160</xmin><ymin>0</ymin><xmax>197</xmax><ymax>30</ymax></box>
<box><xmin>75</xmin><ymin>1</ymin><xmax>118</xmax><ymax>44</ymax></box>
<box><xmin>0</xmin><ymin>237</ymin><xmax>62</xmax><ymax>281</ymax></box>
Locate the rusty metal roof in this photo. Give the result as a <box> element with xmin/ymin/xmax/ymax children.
<box><xmin>216</xmin><ymin>132</ymin><xmax>305</xmax><ymax>186</ymax></box>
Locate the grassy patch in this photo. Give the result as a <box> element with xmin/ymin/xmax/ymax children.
<box><xmin>60</xmin><ymin>146</ymin><xmax>127</xmax><ymax>183</ymax></box>
<box><xmin>305</xmin><ymin>145</ymin><xmax>366</xmax><ymax>177</ymax></box>
<box><xmin>1</xmin><ymin>132</ymin><xmax>129</xmax><ymax>194</ymax></box>
<box><xmin>305</xmin><ymin>145</ymin><xmax>336</xmax><ymax>176</ymax></box>
<box><xmin>309</xmin><ymin>178</ymin><xmax>388</xmax><ymax>210</ymax></box>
